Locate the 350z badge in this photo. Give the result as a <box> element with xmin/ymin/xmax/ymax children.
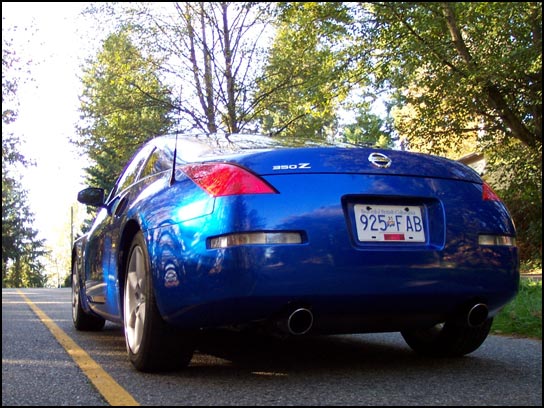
<box><xmin>272</xmin><ymin>163</ymin><xmax>311</xmax><ymax>170</ymax></box>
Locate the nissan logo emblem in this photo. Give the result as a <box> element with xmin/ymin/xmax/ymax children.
<box><xmin>368</xmin><ymin>152</ymin><xmax>392</xmax><ymax>168</ymax></box>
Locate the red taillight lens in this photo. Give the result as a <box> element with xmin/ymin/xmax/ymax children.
<box><xmin>482</xmin><ymin>182</ymin><xmax>501</xmax><ymax>201</ymax></box>
<box><xmin>182</xmin><ymin>163</ymin><xmax>277</xmax><ymax>197</ymax></box>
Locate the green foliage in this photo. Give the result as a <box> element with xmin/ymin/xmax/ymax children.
<box><xmin>485</xmin><ymin>140</ymin><xmax>542</xmax><ymax>261</ymax></box>
<box><xmin>256</xmin><ymin>2</ymin><xmax>355</xmax><ymax>139</ymax></box>
<box><xmin>2</xmin><ymin>173</ymin><xmax>48</xmax><ymax>288</ymax></box>
<box><xmin>358</xmin><ymin>2</ymin><xmax>541</xmax><ymax>155</ymax></box>
<box><xmin>63</xmin><ymin>273</ymin><xmax>72</xmax><ymax>288</ymax></box>
<box><xmin>340</xmin><ymin>107</ymin><xmax>394</xmax><ymax>148</ymax></box>
<box><xmin>492</xmin><ymin>276</ymin><xmax>542</xmax><ymax>339</ymax></box>
<box><xmin>73</xmin><ymin>28</ymin><xmax>174</xmax><ymax>195</ymax></box>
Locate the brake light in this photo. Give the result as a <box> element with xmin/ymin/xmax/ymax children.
<box><xmin>182</xmin><ymin>163</ymin><xmax>277</xmax><ymax>197</ymax></box>
<box><xmin>482</xmin><ymin>182</ymin><xmax>501</xmax><ymax>201</ymax></box>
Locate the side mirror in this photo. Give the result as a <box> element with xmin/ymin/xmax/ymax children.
<box><xmin>77</xmin><ymin>187</ymin><xmax>105</xmax><ymax>207</ymax></box>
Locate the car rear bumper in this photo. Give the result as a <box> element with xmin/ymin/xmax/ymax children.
<box><xmin>147</xmin><ymin>173</ymin><xmax>518</xmax><ymax>333</ymax></box>
<box><xmin>154</xmin><ymin>244</ymin><xmax>519</xmax><ymax>333</ymax></box>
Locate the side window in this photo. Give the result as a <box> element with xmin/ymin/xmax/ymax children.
<box><xmin>113</xmin><ymin>145</ymin><xmax>154</xmax><ymax>196</ymax></box>
<box><xmin>140</xmin><ymin>148</ymin><xmax>166</xmax><ymax>179</ymax></box>
<box><xmin>140</xmin><ymin>142</ymin><xmax>188</xmax><ymax>179</ymax></box>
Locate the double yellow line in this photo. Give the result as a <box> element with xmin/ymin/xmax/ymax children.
<box><xmin>16</xmin><ymin>290</ymin><xmax>139</xmax><ymax>406</ymax></box>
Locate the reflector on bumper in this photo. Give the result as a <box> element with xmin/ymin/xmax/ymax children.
<box><xmin>208</xmin><ymin>232</ymin><xmax>304</xmax><ymax>249</ymax></box>
<box><xmin>478</xmin><ymin>234</ymin><xmax>516</xmax><ymax>246</ymax></box>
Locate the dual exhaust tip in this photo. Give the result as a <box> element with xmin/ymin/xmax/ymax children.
<box><xmin>275</xmin><ymin>303</ymin><xmax>488</xmax><ymax>336</ymax></box>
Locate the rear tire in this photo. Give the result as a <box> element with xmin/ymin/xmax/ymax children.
<box><xmin>72</xmin><ymin>262</ymin><xmax>105</xmax><ymax>331</ymax></box>
<box><xmin>123</xmin><ymin>231</ymin><xmax>195</xmax><ymax>372</ymax></box>
<box><xmin>401</xmin><ymin>318</ymin><xmax>493</xmax><ymax>357</ymax></box>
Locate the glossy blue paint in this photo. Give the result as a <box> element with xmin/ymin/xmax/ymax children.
<box><xmin>146</xmin><ymin>172</ymin><xmax>518</xmax><ymax>331</ymax></box>
<box><xmin>73</xmin><ymin>134</ymin><xmax>519</xmax><ymax>335</ymax></box>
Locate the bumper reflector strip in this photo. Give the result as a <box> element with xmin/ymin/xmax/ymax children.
<box><xmin>209</xmin><ymin>232</ymin><xmax>303</xmax><ymax>249</ymax></box>
<box><xmin>478</xmin><ymin>235</ymin><xmax>516</xmax><ymax>246</ymax></box>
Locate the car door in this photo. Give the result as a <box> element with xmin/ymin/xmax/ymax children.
<box><xmin>84</xmin><ymin>144</ymin><xmax>155</xmax><ymax>321</ymax></box>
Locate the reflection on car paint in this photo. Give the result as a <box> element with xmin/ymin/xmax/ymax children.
<box><xmin>71</xmin><ymin>133</ymin><xmax>519</xmax><ymax>372</ymax></box>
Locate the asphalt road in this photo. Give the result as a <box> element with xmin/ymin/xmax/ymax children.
<box><xmin>2</xmin><ymin>288</ymin><xmax>542</xmax><ymax>406</ymax></box>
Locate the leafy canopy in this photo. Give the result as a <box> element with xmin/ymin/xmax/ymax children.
<box><xmin>74</xmin><ymin>28</ymin><xmax>174</xmax><ymax>194</ymax></box>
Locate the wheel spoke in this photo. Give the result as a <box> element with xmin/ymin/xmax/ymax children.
<box><xmin>127</xmin><ymin>270</ymin><xmax>138</xmax><ymax>293</ymax></box>
<box><xmin>135</xmin><ymin>250</ymin><xmax>145</xmax><ymax>290</ymax></box>
<box><xmin>134</xmin><ymin>304</ymin><xmax>145</xmax><ymax>340</ymax></box>
<box><xmin>127</xmin><ymin>306</ymin><xmax>137</xmax><ymax>329</ymax></box>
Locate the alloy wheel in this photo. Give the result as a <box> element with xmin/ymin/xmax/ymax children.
<box><xmin>124</xmin><ymin>246</ymin><xmax>147</xmax><ymax>354</ymax></box>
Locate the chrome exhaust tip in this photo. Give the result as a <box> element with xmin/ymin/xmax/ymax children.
<box><xmin>467</xmin><ymin>303</ymin><xmax>488</xmax><ymax>327</ymax></box>
<box><xmin>287</xmin><ymin>308</ymin><xmax>314</xmax><ymax>335</ymax></box>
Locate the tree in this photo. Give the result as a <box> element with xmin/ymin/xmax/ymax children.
<box><xmin>350</xmin><ymin>2</ymin><xmax>542</xmax><ymax>260</ymax></box>
<box><xmin>86</xmin><ymin>2</ymin><xmax>274</xmax><ymax>135</ymax></box>
<box><xmin>255</xmin><ymin>2</ymin><xmax>353</xmax><ymax>140</ymax></box>
<box><xmin>2</xmin><ymin>22</ymin><xmax>48</xmax><ymax>287</ymax></box>
<box><xmin>73</xmin><ymin>28</ymin><xmax>175</xmax><ymax>194</ymax></box>
<box><xmin>352</xmin><ymin>2</ymin><xmax>541</xmax><ymax>154</ymax></box>
<box><xmin>339</xmin><ymin>102</ymin><xmax>395</xmax><ymax>148</ymax></box>
<box><xmin>2</xmin><ymin>175</ymin><xmax>47</xmax><ymax>288</ymax></box>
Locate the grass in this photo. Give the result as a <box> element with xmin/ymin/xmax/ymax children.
<box><xmin>491</xmin><ymin>260</ymin><xmax>542</xmax><ymax>339</ymax></box>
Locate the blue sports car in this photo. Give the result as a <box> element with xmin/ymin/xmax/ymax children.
<box><xmin>72</xmin><ymin>133</ymin><xmax>519</xmax><ymax>372</ymax></box>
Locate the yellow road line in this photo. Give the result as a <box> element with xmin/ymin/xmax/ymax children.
<box><xmin>16</xmin><ymin>290</ymin><xmax>139</xmax><ymax>406</ymax></box>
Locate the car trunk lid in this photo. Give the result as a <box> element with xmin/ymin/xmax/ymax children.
<box><xmin>220</xmin><ymin>147</ymin><xmax>481</xmax><ymax>184</ymax></box>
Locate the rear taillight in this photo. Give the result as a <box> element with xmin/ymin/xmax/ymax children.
<box><xmin>182</xmin><ymin>163</ymin><xmax>277</xmax><ymax>197</ymax></box>
<box><xmin>482</xmin><ymin>182</ymin><xmax>501</xmax><ymax>201</ymax></box>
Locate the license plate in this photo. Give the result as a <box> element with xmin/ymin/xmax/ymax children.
<box><xmin>354</xmin><ymin>204</ymin><xmax>425</xmax><ymax>242</ymax></box>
